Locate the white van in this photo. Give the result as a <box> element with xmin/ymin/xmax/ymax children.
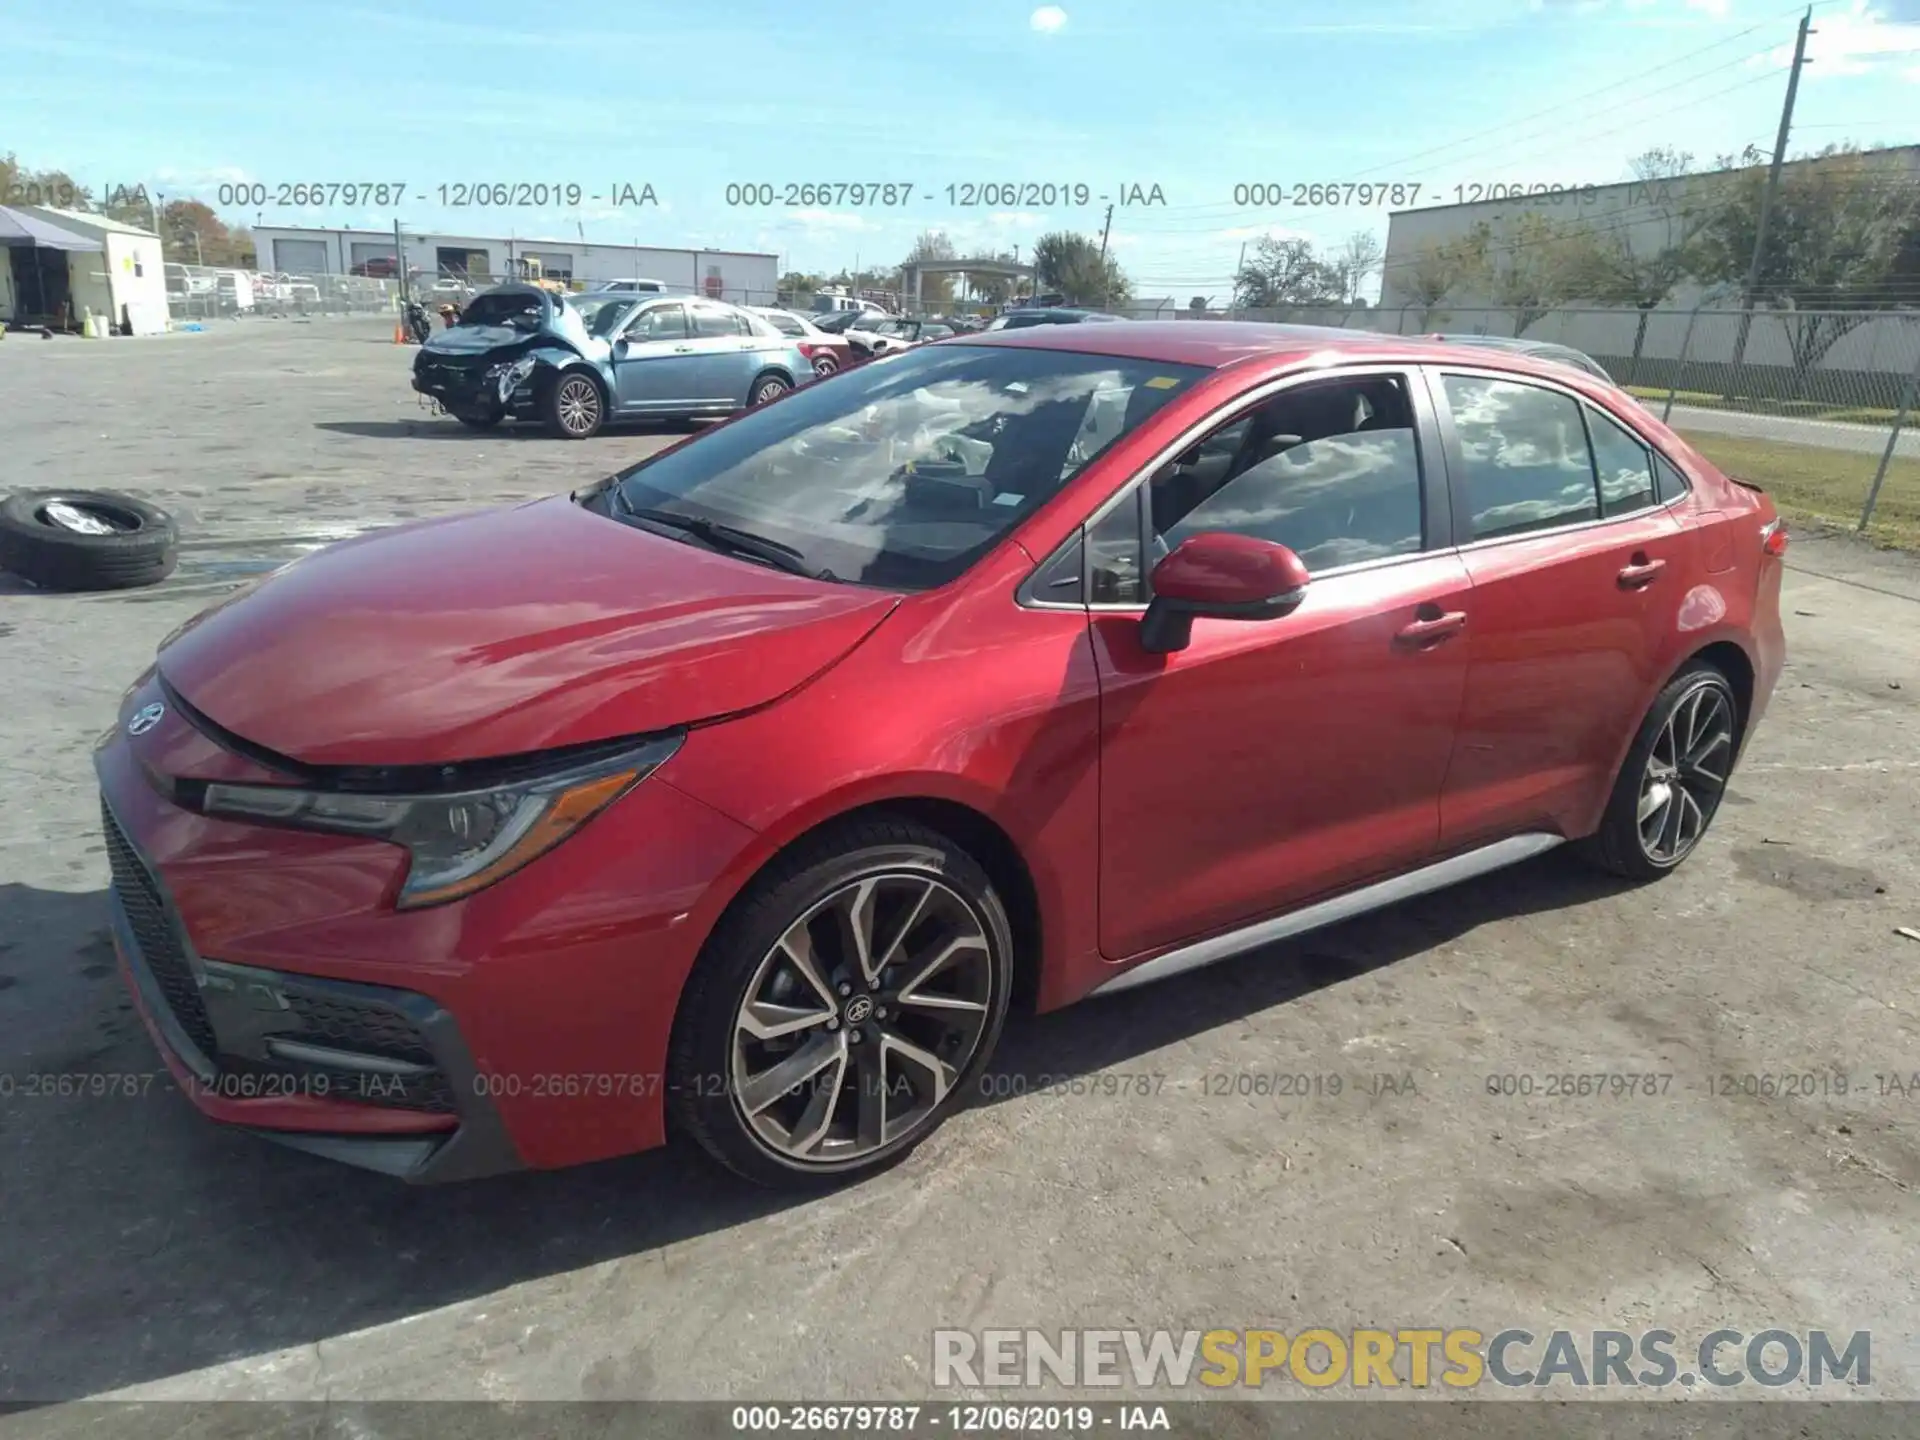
<box><xmin>591</xmin><ymin>278</ymin><xmax>667</xmax><ymax>294</ymax></box>
<box><xmin>215</xmin><ymin>269</ymin><xmax>255</xmax><ymax>313</ymax></box>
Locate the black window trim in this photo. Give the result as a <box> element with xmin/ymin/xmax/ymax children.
<box><xmin>1018</xmin><ymin>363</ymin><xmax>1451</xmax><ymax>613</ymax></box>
<box><xmin>1427</xmin><ymin>364</ymin><xmax>1692</xmax><ymax>554</ymax></box>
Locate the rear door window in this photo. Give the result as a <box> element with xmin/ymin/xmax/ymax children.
<box><xmin>1586</xmin><ymin>408</ymin><xmax>1657</xmax><ymax>516</ymax></box>
<box><xmin>1441</xmin><ymin>374</ymin><xmax>1599</xmax><ymax>541</ymax></box>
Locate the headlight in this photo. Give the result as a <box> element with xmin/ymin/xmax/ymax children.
<box><xmin>485</xmin><ymin>357</ymin><xmax>537</xmax><ymax>397</ymax></box>
<box><xmin>200</xmin><ymin>733</ymin><xmax>682</xmax><ymax>908</ymax></box>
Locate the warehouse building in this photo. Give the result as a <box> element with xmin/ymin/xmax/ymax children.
<box><xmin>1380</xmin><ymin>144</ymin><xmax>1920</xmax><ymax>314</ymax></box>
<box><xmin>249</xmin><ymin>224</ymin><xmax>781</xmax><ymax>304</ymax></box>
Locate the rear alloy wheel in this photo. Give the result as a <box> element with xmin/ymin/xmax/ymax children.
<box><xmin>1580</xmin><ymin>664</ymin><xmax>1739</xmax><ymax>881</ymax></box>
<box><xmin>669</xmin><ymin>820</ymin><xmax>1012</xmax><ymax>1187</ymax></box>
<box><xmin>812</xmin><ymin>354</ymin><xmax>840</xmax><ymax>377</ymax></box>
<box><xmin>544</xmin><ymin>371</ymin><xmax>605</xmax><ymax>439</ymax></box>
<box><xmin>751</xmin><ymin>374</ymin><xmax>792</xmax><ymax>407</ymax></box>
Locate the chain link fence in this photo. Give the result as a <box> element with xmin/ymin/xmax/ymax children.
<box><xmin>1177</xmin><ymin>302</ymin><xmax>1920</xmax><ymax>541</ymax></box>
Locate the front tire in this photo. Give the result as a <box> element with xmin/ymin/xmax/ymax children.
<box><xmin>1579</xmin><ymin>662</ymin><xmax>1739</xmax><ymax>881</ymax></box>
<box><xmin>543</xmin><ymin>370</ymin><xmax>606</xmax><ymax>439</ymax></box>
<box><xmin>668</xmin><ymin>818</ymin><xmax>1013</xmax><ymax>1188</ymax></box>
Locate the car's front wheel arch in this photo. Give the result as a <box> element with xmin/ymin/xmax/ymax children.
<box><xmin>664</xmin><ymin>807</ymin><xmax>1027</xmax><ymax>1185</ymax></box>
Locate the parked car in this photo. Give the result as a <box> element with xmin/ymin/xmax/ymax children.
<box><xmin>810</xmin><ymin>308</ymin><xmax>891</xmax><ymax>335</ymax></box>
<box><xmin>1427</xmin><ymin>334</ymin><xmax>1617</xmax><ymax>384</ymax></box>
<box><xmin>748</xmin><ymin>306</ymin><xmax>856</xmax><ymax>375</ymax></box>
<box><xmin>95</xmin><ymin>323</ymin><xmax>1784</xmax><ymax>1186</ymax></box>
<box><xmin>163</xmin><ymin>262</ymin><xmax>213</xmax><ymax>299</ymax></box>
<box><xmin>591</xmin><ymin>278</ymin><xmax>669</xmax><ymax>294</ymax></box>
<box><xmin>842</xmin><ymin>316</ymin><xmax>957</xmax><ymax>358</ymax></box>
<box><xmin>811</xmin><ymin>293</ymin><xmax>887</xmax><ymax>315</ymax></box>
<box><xmin>410</xmin><ymin>284</ymin><xmax>813</xmax><ymax>437</ymax></box>
<box><xmin>428</xmin><ymin>276</ymin><xmax>472</xmax><ymax>301</ymax></box>
<box><xmin>984</xmin><ymin>307</ymin><xmax>1126</xmax><ymax>331</ymax></box>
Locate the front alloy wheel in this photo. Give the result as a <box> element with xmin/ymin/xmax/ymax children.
<box><xmin>669</xmin><ymin>820</ymin><xmax>1013</xmax><ymax>1187</ymax></box>
<box><xmin>546</xmin><ymin>372</ymin><xmax>604</xmax><ymax>438</ymax></box>
<box><xmin>751</xmin><ymin>375</ymin><xmax>791</xmax><ymax>406</ymax></box>
<box><xmin>733</xmin><ymin>874</ymin><xmax>995</xmax><ymax>1164</ymax></box>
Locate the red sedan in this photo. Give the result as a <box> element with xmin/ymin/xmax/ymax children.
<box><xmin>96</xmin><ymin>324</ymin><xmax>1785</xmax><ymax>1186</ymax></box>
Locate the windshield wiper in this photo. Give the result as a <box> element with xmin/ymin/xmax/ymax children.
<box><xmin>620</xmin><ymin>501</ymin><xmax>825</xmax><ymax>580</ymax></box>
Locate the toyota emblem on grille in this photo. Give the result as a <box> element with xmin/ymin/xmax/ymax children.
<box><xmin>127</xmin><ymin>703</ymin><xmax>166</xmax><ymax>737</ymax></box>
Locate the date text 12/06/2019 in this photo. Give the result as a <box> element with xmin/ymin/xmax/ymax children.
<box><xmin>210</xmin><ymin>182</ymin><xmax>659</xmax><ymax>210</ymax></box>
<box><xmin>721</xmin><ymin>182</ymin><xmax>1169</xmax><ymax>208</ymax></box>
<box><xmin>1229</xmin><ymin>181</ymin><xmax>1615</xmax><ymax>208</ymax></box>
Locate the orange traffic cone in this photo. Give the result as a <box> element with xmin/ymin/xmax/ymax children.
<box><xmin>392</xmin><ymin>321</ymin><xmax>407</xmax><ymax>343</ymax></box>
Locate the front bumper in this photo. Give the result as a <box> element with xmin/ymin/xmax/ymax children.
<box><xmin>93</xmin><ymin>677</ymin><xmax>762</xmax><ymax>1177</ymax></box>
<box><xmin>101</xmin><ymin>792</ymin><xmax>522</xmax><ymax>1182</ymax></box>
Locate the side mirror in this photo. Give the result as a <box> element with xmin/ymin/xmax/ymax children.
<box><xmin>1138</xmin><ymin>532</ymin><xmax>1310</xmax><ymax>655</ymax></box>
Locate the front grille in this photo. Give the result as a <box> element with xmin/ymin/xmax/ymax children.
<box><xmin>101</xmin><ymin>798</ymin><xmax>219</xmax><ymax>1059</ymax></box>
<box><xmin>100</xmin><ymin>796</ymin><xmax>455</xmax><ymax>1114</ymax></box>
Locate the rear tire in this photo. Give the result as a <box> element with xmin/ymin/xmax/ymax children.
<box><xmin>0</xmin><ymin>489</ymin><xmax>178</xmax><ymax>591</ymax></box>
<box><xmin>1578</xmin><ymin>662</ymin><xmax>1740</xmax><ymax>881</ymax></box>
<box><xmin>668</xmin><ymin>818</ymin><xmax>1013</xmax><ymax>1189</ymax></box>
<box><xmin>749</xmin><ymin>372</ymin><xmax>792</xmax><ymax>408</ymax></box>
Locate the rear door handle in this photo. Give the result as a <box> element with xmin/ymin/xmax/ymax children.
<box><xmin>672</xmin><ymin>345</ymin><xmax>694</xmax><ymax>353</ymax></box>
<box><xmin>1395</xmin><ymin>610</ymin><xmax>1467</xmax><ymax>646</ymax></box>
<box><xmin>1617</xmin><ymin>556</ymin><xmax>1666</xmax><ymax>589</ymax></box>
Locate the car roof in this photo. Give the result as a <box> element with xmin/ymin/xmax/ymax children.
<box><xmin>958</xmin><ymin>320</ymin><xmax>1624</xmax><ymax>382</ymax></box>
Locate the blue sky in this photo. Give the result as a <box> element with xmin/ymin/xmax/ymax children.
<box><xmin>5</xmin><ymin>0</ymin><xmax>1919</xmax><ymax>299</ymax></box>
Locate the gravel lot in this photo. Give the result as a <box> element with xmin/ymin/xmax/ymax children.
<box><xmin>3</xmin><ymin>320</ymin><xmax>1918</xmax><ymax>1420</ymax></box>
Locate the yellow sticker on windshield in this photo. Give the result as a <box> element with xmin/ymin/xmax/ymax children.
<box><xmin>1143</xmin><ymin>376</ymin><xmax>1181</xmax><ymax>389</ymax></box>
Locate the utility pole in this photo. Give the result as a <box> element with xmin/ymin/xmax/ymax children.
<box><xmin>1096</xmin><ymin>202</ymin><xmax>1114</xmax><ymax>307</ymax></box>
<box><xmin>1235</xmin><ymin>239</ymin><xmax>1248</xmax><ymax>315</ymax></box>
<box><xmin>1731</xmin><ymin>7</ymin><xmax>1814</xmax><ymax>378</ymax></box>
<box><xmin>393</xmin><ymin>218</ymin><xmax>407</xmax><ymax>305</ymax></box>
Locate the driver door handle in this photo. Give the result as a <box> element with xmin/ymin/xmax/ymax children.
<box><xmin>1395</xmin><ymin>609</ymin><xmax>1467</xmax><ymax>646</ymax></box>
<box><xmin>1617</xmin><ymin>555</ymin><xmax>1666</xmax><ymax>588</ymax></box>
<box><xmin>672</xmin><ymin>344</ymin><xmax>694</xmax><ymax>353</ymax></box>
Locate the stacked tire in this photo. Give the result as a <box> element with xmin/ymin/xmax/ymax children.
<box><xmin>0</xmin><ymin>490</ymin><xmax>179</xmax><ymax>591</ymax></box>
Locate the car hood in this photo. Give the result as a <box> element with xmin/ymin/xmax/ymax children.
<box><xmin>421</xmin><ymin>326</ymin><xmax>555</xmax><ymax>358</ymax></box>
<box><xmin>156</xmin><ymin>496</ymin><xmax>899</xmax><ymax>768</ymax></box>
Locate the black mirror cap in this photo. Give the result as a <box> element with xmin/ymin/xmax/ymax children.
<box><xmin>1137</xmin><ymin>586</ymin><xmax>1308</xmax><ymax>655</ymax></box>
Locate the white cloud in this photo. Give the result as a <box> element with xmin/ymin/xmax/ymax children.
<box><xmin>1030</xmin><ymin>5</ymin><xmax>1068</xmax><ymax>33</ymax></box>
<box><xmin>1773</xmin><ymin>0</ymin><xmax>1920</xmax><ymax>77</ymax></box>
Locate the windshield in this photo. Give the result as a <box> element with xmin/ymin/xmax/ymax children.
<box><xmin>459</xmin><ymin>291</ymin><xmax>544</xmax><ymax>328</ymax></box>
<box><xmin>573</xmin><ymin>295</ymin><xmax>637</xmax><ymax>337</ymax></box>
<box><xmin>609</xmin><ymin>345</ymin><xmax>1206</xmax><ymax>591</ymax></box>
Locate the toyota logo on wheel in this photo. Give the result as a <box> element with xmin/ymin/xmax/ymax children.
<box><xmin>126</xmin><ymin>703</ymin><xmax>165</xmax><ymax>737</ymax></box>
<box><xmin>843</xmin><ymin>995</ymin><xmax>874</xmax><ymax>1025</ymax></box>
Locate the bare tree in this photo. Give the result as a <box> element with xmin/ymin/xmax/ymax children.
<box><xmin>1479</xmin><ymin>216</ymin><xmax>1595</xmax><ymax>336</ymax></box>
<box><xmin>1330</xmin><ymin>230</ymin><xmax>1384</xmax><ymax>306</ymax></box>
<box><xmin>1397</xmin><ymin>232</ymin><xmax>1489</xmax><ymax>329</ymax></box>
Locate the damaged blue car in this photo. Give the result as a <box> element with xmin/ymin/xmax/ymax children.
<box><xmin>411</xmin><ymin>284</ymin><xmax>815</xmax><ymax>439</ymax></box>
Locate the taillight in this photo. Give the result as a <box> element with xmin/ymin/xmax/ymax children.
<box><xmin>795</xmin><ymin>342</ymin><xmax>820</xmax><ymax>359</ymax></box>
<box><xmin>1761</xmin><ymin>518</ymin><xmax>1789</xmax><ymax>557</ymax></box>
